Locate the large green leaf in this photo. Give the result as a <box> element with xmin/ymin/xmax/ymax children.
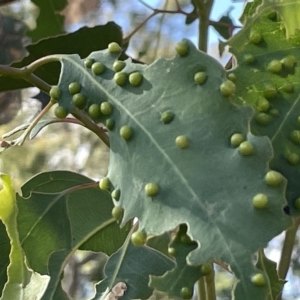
<box><xmin>228</xmin><ymin>2</ymin><xmax>300</xmax><ymax>215</ymax></box>
<box><xmin>27</xmin><ymin>0</ymin><xmax>67</xmax><ymax>42</ymax></box>
<box><xmin>52</xmin><ymin>39</ymin><xmax>291</xmax><ymax>299</ymax></box>
<box><xmin>13</xmin><ymin>171</ymin><xmax>130</xmax><ymax>300</ymax></box>
<box><xmin>0</xmin><ymin>174</ymin><xmax>49</xmax><ymax>300</ymax></box>
<box><xmin>92</xmin><ymin>240</ymin><xmax>175</xmax><ymax>300</ymax></box>
<box><xmin>0</xmin><ymin>22</ymin><xmax>122</xmax><ymax>93</ymax></box>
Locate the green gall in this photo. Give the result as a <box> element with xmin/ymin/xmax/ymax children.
<box><xmin>72</xmin><ymin>93</ymin><xmax>86</xmax><ymax>109</ymax></box>
<box><xmin>251</xmin><ymin>273</ymin><xmax>266</xmax><ymax>287</ymax></box>
<box><xmin>180</xmin><ymin>234</ymin><xmax>192</xmax><ymax>244</ymax></box>
<box><xmin>111</xmin><ymin>189</ymin><xmax>120</xmax><ymax>201</ymax></box>
<box><xmin>281</xmin><ymin>81</ymin><xmax>294</xmax><ymax>93</ymax></box>
<box><xmin>238</xmin><ymin>141</ymin><xmax>254</xmax><ymax>156</ymax></box>
<box><xmin>254</xmin><ymin>113</ymin><xmax>272</xmax><ymax>125</ymax></box>
<box><xmin>106</xmin><ymin>119</ymin><xmax>115</xmax><ymax>130</ymax></box>
<box><xmin>227</xmin><ymin>73</ymin><xmax>236</xmax><ymax>81</ymax></box>
<box><xmin>180</xmin><ymin>287</ymin><xmax>193</xmax><ymax>299</ymax></box>
<box><xmin>256</xmin><ymin>97</ymin><xmax>270</xmax><ymax>112</ymax></box>
<box><xmin>287</xmin><ymin>153</ymin><xmax>299</xmax><ymax>165</ymax></box>
<box><xmin>244</xmin><ymin>54</ymin><xmax>256</xmax><ymax>65</ymax></box>
<box><xmin>88</xmin><ymin>104</ymin><xmax>101</xmax><ymax>119</ymax></box>
<box><xmin>84</xmin><ymin>58</ymin><xmax>94</xmax><ymax>68</ymax></box>
<box><xmin>113</xmin><ymin>60</ymin><xmax>126</xmax><ymax>72</ymax></box>
<box><xmin>168</xmin><ymin>247</ymin><xmax>176</xmax><ymax>256</ymax></box>
<box><xmin>290</xmin><ymin>130</ymin><xmax>300</xmax><ymax>144</ymax></box>
<box><xmin>112</xmin><ymin>206</ymin><xmax>123</xmax><ymax>221</ymax></box>
<box><xmin>108</xmin><ymin>42</ymin><xmax>121</xmax><ymax>53</ymax></box>
<box><xmin>129</xmin><ymin>72</ymin><xmax>143</xmax><ymax>87</ymax></box>
<box><xmin>267</xmin><ymin>10</ymin><xmax>277</xmax><ymax>21</ymax></box>
<box><xmin>54</xmin><ymin>106</ymin><xmax>68</xmax><ymax>119</ymax></box>
<box><xmin>99</xmin><ymin>177</ymin><xmax>110</xmax><ymax>190</ymax></box>
<box><xmin>201</xmin><ymin>263</ymin><xmax>212</xmax><ymax>275</ymax></box>
<box><xmin>145</xmin><ymin>182</ymin><xmax>159</xmax><ymax>197</ymax></box>
<box><xmin>194</xmin><ymin>72</ymin><xmax>207</xmax><ymax>85</ymax></box>
<box><xmin>294</xmin><ymin>198</ymin><xmax>300</xmax><ymax>210</ymax></box>
<box><xmin>68</xmin><ymin>82</ymin><xmax>81</xmax><ymax>95</ymax></box>
<box><xmin>161</xmin><ymin>111</ymin><xmax>174</xmax><ymax>124</ymax></box>
<box><xmin>249</xmin><ymin>29</ymin><xmax>262</xmax><ymax>44</ymax></box>
<box><xmin>281</xmin><ymin>55</ymin><xmax>296</xmax><ymax>68</ymax></box>
<box><xmin>49</xmin><ymin>86</ymin><xmax>61</xmax><ymax>101</ymax></box>
<box><xmin>100</xmin><ymin>101</ymin><xmax>113</xmax><ymax>115</ymax></box>
<box><xmin>269</xmin><ymin>109</ymin><xmax>279</xmax><ymax>117</ymax></box>
<box><xmin>175</xmin><ymin>41</ymin><xmax>188</xmax><ymax>56</ymax></box>
<box><xmin>263</xmin><ymin>83</ymin><xmax>277</xmax><ymax>99</ymax></box>
<box><xmin>267</xmin><ymin>60</ymin><xmax>282</xmax><ymax>74</ymax></box>
<box><xmin>252</xmin><ymin>193</ymin><xmax>268</xmax><ymax>209</ymax></box>
<box><xmin>92</xmin><ymin>62</ymin><xmax>105</xmax><ymax>75</ymax></box>
<box><xmin>114</xmin><ymin>72</ymin><xmax>127</xmax><ymax>86</ymax></box>
<box><xmin>175</xmin><ymin>135</ymin><xmax>189</xmax><ymax>149</ymax></box>
<box><xmin>230</xmin><ymin>133</ymin><xmax>245</xmax><ymax>147</ymax></box>
<box><xmin>298</xmin><ymin>116</ymin><xmax>300</xmax><ymax>124</ymax></box>
<box><xmin>265</xmin><ymin>170</ymin><xmax>282</xmax><ymax>186</ymax></box>
<box><xmin>120</xmin><ymin>125</ymin><xmax>133</xmax><ymax>140</ymax></box>
<box><xmin>131</xmin><ymin>230</ymin><xmax>147</xmax><ymax>246</ymax></box>
<box><xmin>220</xmin><ymin>80</ymin><xmax>235</xmax><ymax>97</ymax></box>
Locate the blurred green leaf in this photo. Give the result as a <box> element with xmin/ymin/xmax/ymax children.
<box><xmin>212</xmin><ymin>14</ymin><xmax>234</xmax><ymax>40</ymax></box>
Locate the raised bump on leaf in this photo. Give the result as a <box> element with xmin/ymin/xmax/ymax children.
<box><xmin>100</xmin><ymin>101</ymin><xmax>113</xmax><ymax>115</ymax></box>
<box><xmin>99</xmin><ymin>177</ymin><xmax>110</xmax><ymax>190</ymax></box>
<box><xmin>175</xmin><ymin>135</ymin><xmax>189</xmax><ymax>149</ymax></box>
<box><xmin>120</xmin><ymin>125</ymin><xmax>133</xmax><ymax>140</ymax></box>
<box><xmin>201</xmin><ymin>263</ymin><xmax>212</xmax><ymax>275</ymax></box>
<box><xmin>266</xmin><ymin>60</ymin><xmax>282</xmax><ymax>74</ymax></box>
<box><xmin>92</xmin><ymin>62</ymin><xmax>105</xmax><ymax>75</ymax></box>
<box><xmin>254</xmin><ymin>113</ymin><xmax>272</xmax><ymax>125</ymax></box>
<box><xmin>111</xmin><ymin>189</ymin><xmax>121</xmax><ymax>201</ymax></box>
<box><xmin>49</xmin><ymin>86</ymin><xmax>61</xmax><ymax>101</ymax></box>
<box><xmin>113</xmin><ymin>60</ymin><xmax>126</xmax><ymax>72</ymax></box>
<box><xmin>238</xmin><ymin>141</ymin><xmax>254</xmax><ymax>156</ymax></box>
<box><xmin>230</xmin><ymin>133</ymin><xmax>245</xmax><ymax>147</ymax></box>
<box><xmin>84</xmin><ymin>58</ymin><xmax>94</xmax><ymax>68</ymax></box>
<box><xmin>244</xmin><ymin>54</ymin><xmax>256</xmax><ymax>65</ymax></box>
<box><xmin>294</xmin><ymin>198</ymin><xmax>300</xmax><ymax>210</ymax></box>
<box><xmin>252</xmin><ymin>194</ymin><xmax>268</xmax><ymax>209</ymax></box>
<box><xmin>251</xmin><ymin>273</ymin><xmax>266</xmax><ymax>287</ymax></box>
<box><xmin>281</xmin><ymin>55</ymin><xmax>296</xmax><ymax>68</ymax></box>
<box><xmin>114</xmin><ymin>72</ymin><xmax>127</xmax><ymax>86</ymax></box>
<box><xmin>72</xmin><ymin>93</ymin><xmax>86</xmax><ymax>109</ymax></box>
<box><xmin>161</xmin><ymin>111</ymin><xmax>174</xmax><ymax>124</ymax></box>
<box><xmin>131</xmin><ymin>230</ymin><xmax>147</xmax><ymax>246</ymax></box>
<box><xmin>269</xmin><ymin>108</ymin><xmax>279</xmax><ymax>117</ymax></box>
<box><xmin>129</xmin><ymin>72</ymin><xmax>143</xmax><ymax>87</ymax></box>
<box><xmin>249</xmin><ymin>29</ymin><xmax>262</xmax><ymax>44</ymax></box>
<box><xmin>256</xmin><ymin>98</ymin><xmax>270</xmax><ymax>112</ymax></box>
<box><xmin>263</xmin><ymin>83</ymin><xmax>277</xmax><ymax>99</ymax></box>
<box><xmin>290</xmin><ymin>130</ymin><xmax>300</xmax><ymax>144</ymax></box>
<box><xmin>106</xmin><ymin>119</ymin><xmax>115</xmax><ymax>130</ymax></box>
<box><xmin>220</xmin><ymin>80</ymin><xmax>235</xmax><ymax>97</ymax></box>
<box><xmin>265</xmin><ymin>171</ymin><xmax>282</xmax><ymax>186</ymax></box>
<box><xmin>281</xmin><ymin>81</ymin><xmax>294</xmax><ymax>93</ymax></box>
<box><xmin>68</xmin><ymin>82</ymin><xmax>81</xmax><ymax>95</ymax></box>
<box><xmin>112</xmin><ymin>206</ymin><xmax>123</xmax><ymax>221</ymax></box>
<box><xmin>88</xmin><ymin>104</ymin><xmax>101</xmax><ymax>119</ymax></box>
<box><xmin>228</xmin><ymin>73</ymin><xmax>236</xmax><ymax>81</ymax></box>
<box><xmin>144</xmin><ymin>182</ymin><xmax>159</xmax><ymax>197</ymax></box>
<box><xmin>54</xmin><ymin>106</ymin><xmax>68</xmax><ymax>119</ymax></box>
<box><xmin>180</xmin><ymin>287</ymin><xmax>193</xmax><ymax>299</ymax></box>
<box><xmin>194</xmin><ymin>72</ymin><xmax>207</xmax><ymax>85</ymax></box>
<box><xmin>168</xmin><ymin>247</ymin><xmax>176</xmax><ymax>256</ymax></box>
<box><xmin>108</xmin><ymin>42</ymin><xmax>121</xmax><ymax>53</ymax></box>
<box><xmin>286</xmin><ymin>153</ymin><xmax>299</xmax><ymax>165</ymax></box>
<box><xmin>175</xmin><ymin>41</ymin><xmax>189</xmax><ymax>56</ymax></box>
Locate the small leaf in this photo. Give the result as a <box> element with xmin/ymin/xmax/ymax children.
<box><xmin>212</xmin><ymin>14</ymin><xmax>234</xmax><ymax>40</ymax></box>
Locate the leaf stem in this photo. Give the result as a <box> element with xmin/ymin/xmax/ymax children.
<box><xmin>205</xmin><ymin>263</ymin><xmax>216</xmax><ymax>300</ymax></box>
<box><xmin>71</xmin><ymin>110</ymin><xmax>110</xmax><ymax>147</ymax></box>
<box><xmin>277</xmin><ymin>217</ymin><xmax>300</xmax><ymax>300</ymax></box>
<box><xmin>194</xmin><ymin>0</ymin><xmax>214</xmax><ymax>52</ymax></box>
<box><xmin>197</xmin><ymin>277</ymin><xmax>207</xmax><ymax>300</ymax></box>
